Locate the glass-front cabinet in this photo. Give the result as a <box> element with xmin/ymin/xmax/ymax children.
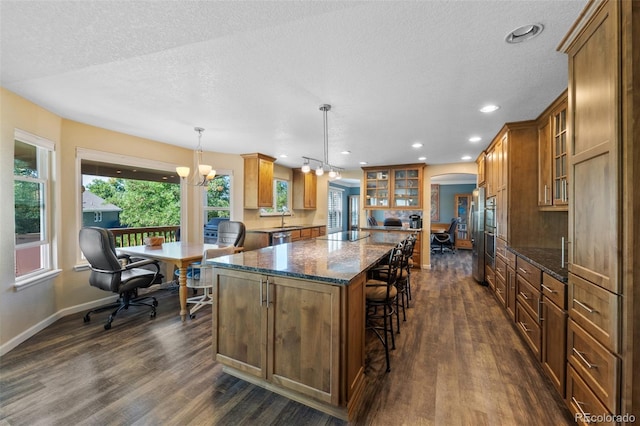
<box><xmin>363</xmin><ymin>164</ymin><xmax>424</xmax><ymax>210</ymax></box>
<box><xmin>365</xmin><ymin>169</ymin><xmax>390</xmax><ymax>207</ymax></box>
<box><xmin>454</xmin><ymin>193</ymin><xmax>472</xmax><ymax>249</ymax></box>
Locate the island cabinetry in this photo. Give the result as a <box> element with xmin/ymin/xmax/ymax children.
<box><xmin>537</xmin><ymin>92</ymin><xmax>569</xmax><ymax>210</ymax></box>
<box><xmin>211</xmin><ymin>266</ymin><xmax>367</xmax><ymax>419</ymax></box>
<box><xmin>212</xmin><ymin>268</ymin><xmax>343</xmax><ymax>405</ymax></box>
<box><xmin>541</xmin><ymin>273</ymin><xmax>567</xmax><ymax>395</ymax></box>
<box><xmin>242</xmin><ymin>153</ymin><xmax>276</xmax><ymax>208</ymax></box>
<box><xmin>505</xmin><ymin>250</ymin><xmax>517</xmax><ymax>320</ymax></box>
<box><xmin>293</xmin><ymin>168</ymin><xmax>317</xmax><ymax>210</ymax></box>
<box><xmin>362</xmin><ymin>164</ymin><xmax>424</xmax><ymax>209</ymax></box>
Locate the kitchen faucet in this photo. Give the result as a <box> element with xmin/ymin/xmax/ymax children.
<box><xmin>281</xmin><ymin>207</ymin><xmax>288</xmax><ymax>228</ymax></box>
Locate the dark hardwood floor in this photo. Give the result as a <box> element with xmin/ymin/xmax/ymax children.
<box><xmin>0</xmin><ymin>250</ymin><xmax>575</xmax><ymax>425</ymax></box>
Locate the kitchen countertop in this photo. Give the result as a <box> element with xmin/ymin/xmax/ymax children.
<box><xmin>247</xmin><ymin>224</ymin><xmax>320</xmax><ymax>233</ymax></box>
<box><xmin>507</xmin><ymin>247</ymin><xmax>568</xmax><ymax>282</ymax></box>
<box><xmin>359</xmin><ymin>225</ymin><xmax>422</xmax><ymax>232</ymax></box>
<box><xmin>206</xmin><ymin>232</ymin><xmax>405</xmax><ymax>285</ymax></box>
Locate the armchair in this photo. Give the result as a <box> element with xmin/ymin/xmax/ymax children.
<box><xmin>79</xmin><ymin>227</ymin><xmax>160</xmax><ymax>330</ymax></box>
<box><xmin>431</xmin><ymin>218</ymin><xmax>458</xmax><ymax>254</ymax></box>
<box><xmin>216</xmin><ymin>221</ymin><xmax>246</xmax><ymax>247</ymax></box>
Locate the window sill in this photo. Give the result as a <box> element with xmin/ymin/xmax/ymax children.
<box><xmin>13</xmin><ymin>269</ymin><xmax>62</xmax><ymax>292</ymax></box>
<box><xmin>260</xmin><ymin>212</ymin><xmax>293</xmax><ymax>218</ymax></box>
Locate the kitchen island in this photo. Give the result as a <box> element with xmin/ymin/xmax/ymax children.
<box><xmin>205</xmin><ymin>231</ymin><xmax>410</xmax><ymax>420</ymax></box>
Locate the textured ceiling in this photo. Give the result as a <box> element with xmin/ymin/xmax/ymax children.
<box><xmin>1</xmin><ymin>1</ymin><xmax>586</xmax><ymax>172</ymax></box>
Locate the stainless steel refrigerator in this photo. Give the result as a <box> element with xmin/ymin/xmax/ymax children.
<box><xmin>471</xmin><ymin>187</ymin><xmax>486</xmax><ymax>284</ymax></box>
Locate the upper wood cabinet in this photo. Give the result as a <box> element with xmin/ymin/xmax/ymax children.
<box><xmin>292</xmin><ymin>168</ymin><xmax>317</xmax><ymax>210</ymax></box>
<box><xmin>476</xmin><ymin>153</ymin><xmax>486</xmax><ymax>186</ymax></box>
<box><xmin>538</xmin><ymin>92</ymin><xmax>569</xmax><ymax>210</ymax></box>
<box><xmin>242</xmin><ymin>153</ymin><xmax>276</xmax><ymax>209</ymax></box>
<box><xmin>363</xmin><ymin>164</ymin><xmax>424</xmax><ymax>209</ymax></box>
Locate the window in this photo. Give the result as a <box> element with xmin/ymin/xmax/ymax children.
<box><xmin>204</xmin><ymin>173</ymin><xmax>232</xmax><ymax>222</ymax></box>
<box><xmin>328</xmin><ymin>187</ymin><xmax>344</xmax><ymax>234</ymax></box>
<box><xmin>260</xmin><ymin>178</ymin><xmax>290</xmax><ymax>215</ymax></box>
<box><xmin>14</xmin><ymin>130</ymin><xmax>55</xmax><ymax>281</ymax></box>
<box><xmin>94</xmin><ymin>211</ymin><xmax>103</xmax><ymax>223</ymax></box>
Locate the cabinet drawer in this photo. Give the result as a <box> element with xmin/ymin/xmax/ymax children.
<box><xmin>495</xmin><ymin>273</ymin><xmax>506</xmax><ymax>307</ymax></box>
<box><xmin>516</xmin><ymin>273</ymin><xmax>541</xmax><ymax>322</ymax></box>
<box><xmin>311</xmin><ymin>227</ymin><xmax>320</xmax><ymax>238</ymax></box>
<box><xmin>486</xmin><ymin>266</ymin><xmax>495</xmax><ymax>290</ymax></box>
<box><xmin>289</xmin><ymin>229</ymin><xmax>302</xmax><ymax>242</ymax></box>
<box><xmin>496</xmin><ymin>237</ymin><xmax>507</xmax><ymax>261</ymax></box>
<box><xmin>542</xmin><ymin>273</ymin><xmax>566</xmax><ymax>310</ymax></box>
<box><xmin>300</xmin><ymin>228</ymin><xmax>312</xmax><ymax>239</ymax></box>
<box><xmin>566</xmin><ymin>365</ymin><xmax>615</xmax><ymax>426</ymax></box>
<box><xmin>515</xmin><ymin>302</ymin><xmax>541</xmax><ymax>359</ymax></box>
<box><xmin>568</xmin><ymin>273</ymin><xmax>619</xmax><ymax>353</ymax></box>
<box><xmin>516</xmin><ymin>257</ymin><xmax>542</xmax><ymax>288</ymax></box>
<box><xmin>567</xmin><ymin>319</ymin><xmax>619</xmax><ymax>414</ymax></box>
<box><xmin>506</xmin><ymin>249</ymin><xmax>516</xmax><ymax>270</ymax></box>
<box><xmin>495</xmin><ymin>256</ymin><xmax>506</xmax><ymax>281</ymax></box>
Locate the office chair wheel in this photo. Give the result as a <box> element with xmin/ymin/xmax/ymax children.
<box><xmin>83</xmin><ymin>314</ymin><xmax>90</xmax><ymax>323</ymax></box>
<box><xmin>153</xmin><ymin>300</ymin><xmax>158</xmax><ymax>307</ymax></box>
<box><xmin>104</xmin><ymin>322</ymin><xmax>111</xmax><ymax>330</ymax></box>
<box><xmin>150</xmin><ymin>310</ymin><xmax>156</xmax><ymax>319</ymax></box>
<box><xmin>189</xmin><ymin>313</ymin><xmax>196</xmax><ymax>319</ymax></box>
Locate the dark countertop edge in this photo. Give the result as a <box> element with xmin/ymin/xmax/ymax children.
<box><xmin>208</xmin><ymin>261</ymin><xmax>351</xmax><ymax>285</ymax></box>
<box><xmin>506</xmin><ymin>246</ymin><xmax>568</xmax><ymax>283</ymax></box>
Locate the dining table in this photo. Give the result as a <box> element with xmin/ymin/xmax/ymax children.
<box><xmin>117</xmin><ymin>241</ymin><xmax>222</xmax><ymax>321</ymax></box>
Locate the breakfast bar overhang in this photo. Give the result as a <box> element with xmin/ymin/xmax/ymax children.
<box><xmin>206</xmin><ymin>231</ymin><xmax>408</xmax><ymax>420</ymax></box>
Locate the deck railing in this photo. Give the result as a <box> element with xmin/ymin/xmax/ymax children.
<box><xmin>109</xmin><ymin>226</ymin><xmax>180</xmax><ymax>248</ymax></box>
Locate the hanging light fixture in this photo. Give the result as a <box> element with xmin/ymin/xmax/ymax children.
<box><xmin>176</xmin><ymin>127</ymin><xmax>216</xmax><ymax>186</ymax></box>
<box><xmin>301</xmin><ymin>104</ymin><xmax>343</xmax><ymax>179</ymax></box>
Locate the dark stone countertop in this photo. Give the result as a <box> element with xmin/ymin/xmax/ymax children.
<box><xmin>507</xmin><ymin>247</ymin><xmax>568</xmax><ymax>282</ymax></box>
<box><xmin>247</xmin><ymin>224</ymin><xmax>319</xmax><ymax>233</ymax></box>
<box><xmin>206</xmin><ymin>233</ymin><xmax>404</xmax><ymax>285</ymax></box>
<box><xmin>359</xmin><ymin>225</ymin><xmax>423</xmax><ymax>232</ymax></box>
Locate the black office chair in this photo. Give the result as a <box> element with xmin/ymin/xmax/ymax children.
<box><xmin>217</xmin><ymin>221</ymin><xmax>246</xmax><ymax>247</ymax></box>
<box><xmin>431</xmin><ymin>218</ymin><xmax>458</xmax><ymax>253</ymax></box>
<box><xmin>383</xmin><ymin>217</ymin><xmax>403</xmax><ymax>227</ymax></box>
<box><xmin>79</xmin><ymin>227</ymin><xmax>160</xmax><ymax>330</ymax></box>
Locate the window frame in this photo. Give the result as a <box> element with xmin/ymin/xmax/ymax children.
<box><xmin>13</xmin><ymin>129</ymin><xmax>59</xmax><ymax>289</ymax></box>
<box><xmin>202</xmin><ymin>170</ymin><xmax>233</xmax><ymax>223</ymax></box>
<box><xmin>327</xmin><ymin>186</ymin><xmax>344</xmax><ymax>234</ymax></box>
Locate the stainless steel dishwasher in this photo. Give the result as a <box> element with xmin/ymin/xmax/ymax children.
<box><xmin>270</xmin><ymin>231</ymin><xmax>292</xmax><ymax>245</ymax></box>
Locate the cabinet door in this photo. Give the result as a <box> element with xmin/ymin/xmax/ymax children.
<box><xmin>506</xmin><ymin>265</ymin><xmax>516</xmax><ymax>320</ymax></box>
<box><xmin>552</xmin><ymin>107</ymin><xmax>568</xmax><ymax>206</ymax></box>
<box><xmin>454</xmin><ymin>194</ymin><xmax>472</xmax><ymax>249</ymax></box>
<box><xmin>541</xmin><ymin>297</ymin><xmax>567</xmax><ymax>395</ymax></box>
<box><xmin>267</xmin><ymin>276</ymin><xmax>341</xmax><ymax>404</ymax></box>
<box><xmin>538</xmin><ymin>118</ymin><xmax>553</xmax><ymax>206</ymax></box>
<box><xmin>393</xmin><ymin>168</ymin><xmax>421</xmax><ymax>208</ymax></box>
<box><xmin>212</xmin><ymin>269</ymin><xmax>266</xmax><ymax>378</ymax></box>
<box><xmin>293</xmin><ymin>169</ymin><xmax>317</xmax><ymax>210</ymax></box>
<box><xmin>364</xmin><ymin>170</ymin><xmax>390</xmax><ymax>208</ymax></box>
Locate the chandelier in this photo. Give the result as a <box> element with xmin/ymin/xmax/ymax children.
<box><xmin>176</xmin><ymin>127</ymin><xmax>216</xmax><ymax>186</ymax></box>
<box><xmin>301</xmin><ymin>104</ymin><xmax>343</xmax><ymax>179</ymax></box>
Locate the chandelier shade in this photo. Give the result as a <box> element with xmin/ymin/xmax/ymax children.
<box><xmin>176</xmin><ymin>127</ymin><xmax>216</xmax><ymax>186</ymax></box>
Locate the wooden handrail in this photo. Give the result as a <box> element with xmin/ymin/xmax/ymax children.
<box><xmin>109</xmin><ymin>226</ymin><xmax>180</xmax><ymax>248</ymax></box>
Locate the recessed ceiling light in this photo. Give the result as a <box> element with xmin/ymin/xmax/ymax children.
<box><xmin>341</xmin><ymin>150</ymin><xmax>351</xmax><ymax>155</ymax></box>
<box><xmin>480</xmin><ymin>105</ymin><xmax>500</xmax><ymax>113</ymax></box>
<box><xmin>359</xmin><ymin>161</ymin><xmax>368</xmax><ymax>165</ymax></box>
<box><xmin>418</xmin><ymin>156</ymin><xmax>427</xmax><ymax>161</ymax></box>
<box><xmin>469</xmin><ymin>136</ymin><xmax>482</xmax><ymax>143</ymax></box>
<box><xmin>412</xmin><ymin>142</ymin><xmax>423</xmax><ymax>148</ymax></box>
<box><xmin>505</xmin><ymin>23</ymin><xmax>544</xmax><ymax>44</ymax></box>
<box><xmin>279</xmin><ymin>154</ymin><xmax>288</xmax><ymax>158</ymax></box>
<box><xmin>461</xmin><ymin>155</ymin><xmax>472</xmax><ymax>161</ymax></box>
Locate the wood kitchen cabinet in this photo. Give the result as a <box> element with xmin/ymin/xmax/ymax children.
<box><xmin>242</xmin><ymin>153</ymin><xmax>276</xmax><ymax>208</ymax></box>
<box><xmin>537</xmin><ymin>91</ymin><xmax>568</xmax><ymax>210</ymax></box>
<box><xmin>292</xmin><ymin>168</ymin><xmax>317</xmax><ymax>210</ymax></box>
<box><xmin>559</xmin><ymin>0</ymin><xmax>639</xmax><ymax>419</ymax></box>
<box><xmin>363</xmin><ymin>164</ymin><xmax>424</xmax><ymax>209</ymax></box>
<box><xmin>476</xmin><ymin>152</ymin><xmax>485</xmax><ymax>186</ymax></box>
<box><xmin>212</xmin><ymin>268</ymin><xmax>341</xmax><ymax>404</ymax></box>
<box><xmin>541</xmin><ymin>273</ymin><xmax>567</xmax><ymax>396</ymax></box>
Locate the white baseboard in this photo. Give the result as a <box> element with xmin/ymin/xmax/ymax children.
<box><xmin>0</xmin><ymin>295</ymin><xmax>118</xmax><ymax>356</ymax></box>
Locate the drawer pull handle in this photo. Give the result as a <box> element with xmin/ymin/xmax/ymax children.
<box><xmin>572</xmin><ymin>348</ymin><xmax>597</xmax><ymax>369</ymax></box>
<box><xmin>259</xmin><ymin>278</ymin><xmax>265</xmax><ymax>306</ymax></box>
<box><xmin>519</xmin><ymin>291</ymin><xmax>530</xmax><ymax>300</ymax></box>
<box><xmin>541</xmin><ymin>284</ymin><xmax>556</xmax><ymax>293</ymax></box>
<box><xmin>573</xmin><ymin>298</ymin><xmax>597</xmax><ymax>314</ymax></box>
<box><xmin>518</xmin><ymin>321</ymin><xmax>531</xmax><ymax>333</ymax></box>
<box><xmin>571</xmin><ymin>397</ymin><xmax>591</xmax><ymax>419</ymax></box>
<box><xmin>518</xmin><ymin>267</ymin><xmax>528</xmax><ymax>274</ymax></box>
